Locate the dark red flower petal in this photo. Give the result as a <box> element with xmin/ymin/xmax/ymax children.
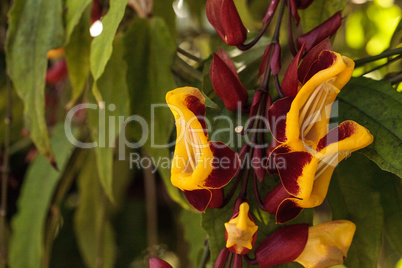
<box><xmin>203</xmin><ymin>141</ymin><xmax>239</xmax><ymax>188</ymax></box>
<box><xmin>208</xmin><ymin>188</ymin><xmax>224</xmax><ymax>208</ymax></box>
<box><xmin>210</xmin><ymin>52</ymin><xmax>248</xmax><ymax>111</ymax></box>
<box><xmin>268</xmin><ymin>97</ymin><xmax>293</xmax><ymax>142</ymax></box>
<box><xmin>281</xmin><ymin>43</ymin><xmax>305</xmax><ymax>97</ymax></box>
<box><xmin>149</xmin><ymin>258</ymin><xmax>173</xmax><ymax>268</ymax></box>
<box><xmin>264</xmin><ymin>183</ymin><xmax>292</xmax><ymax>214</ymax></box>
<box><xmin>302</xmin><ymin>50</ymin><xmax>337</xmax><ymax>84</ymax></box>
<box><xmin>276</xmin><ymin>199</ymin><xmax>304</xmax><ymax>224</ymax></box>
<box><xmin>255</xmin><ymin>224</ymin><xmax>309</xmax><ymax>267</ymax></box>
<box><xmin>183</xmin><ymin>189</ymin><xmax>212</xmax><ymax>212</ymax></box>
<box><xmin>298</xmin><ymin>38</ymin><xmax>332</xmax><ymax>83</ymax></box>
<box><xmin>296</xmin><ymin>11</ymin><xmax>342</xmax><ymax>52</ymax></box>
<box><xmin>316</xmin><ymin>120</ymin><xmax>358</xmax><ymax>152</ymax></box>
<box><xmin>206</xmin><ymin>0</ymin><xmax>225</xmax><ymax>40</ymax></box>
<box><xmin>275</xmin><ymin>151</ymin><xmax>313</xmax><ymax>196</ymax></box>
<box><xmin>267</xmin><ymin>143</ymin><xmax>291</xmax><ymax>174</ymax></box>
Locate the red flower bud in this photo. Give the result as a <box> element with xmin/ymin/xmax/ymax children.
<box><xmin>149</xmin><ymin>258</ymin><xmax>172</xmax><ymax>268</ymax></box>
<box><xmin>296</xmin><ymin>11</ymin><xmax>342</xmax><ymax>52</ymax></box>
<box><xmin>46</xmin><ymin>60</ymin><xmax>68</xmax><ymax>85</ymax></box>
<box><xmin>259</xmin><ymin>43</ymin><xmax>281</xmax><ymax>77</ymax></box>
<box><xmin>206</xmin><ymin>0</ymin><xmax>248</xmax><ymax>46</ymax></box>
<box><xmin>263</xmin><ymin>0</ymin><xmax>279</xmax><ymax>24</ymax></box>
<box><xmin>210</xmin><ymin>48</ymin><xmax>248</xmax><ymax>111</ymax></box>
<box><xmin>255</xmin><ymin>224</ymin><xmax>308</xmax><ymax>268</ymax></box>
<box><xmin>253</xmin><ymin>147</ymin><xmax>266</xmax><ymax>182</ymax></box>
<box><xmin>91</xmin><ymin>0</ymin><xmax>103</xmax><ymax>24</ymax></box>
<box><xmin>215</xmin><ymin>248</ymin><xmax>230</xmax><ymax>268</ymax></box>
<box><xmin>288</xmin><ymin>0</ymin><xmax>314</xmax><ymax>25</ymax></box>
<box><xmin>294</xmin><ymin>0</ymin><xmax>314</xmax><ymax>9</ymax></box>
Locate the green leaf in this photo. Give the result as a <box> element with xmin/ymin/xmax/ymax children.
<box><xmin>299</xmin><ymin>0</ymin><xmax>348</xmax><ymax>32</ymax></box>
<box><xmin>337</xmin><ymin>77</ymin><xmax>402</xmax><ymax>178</ymax></box>
<box><xmin>9</xmin><ymin>124</ymin><xmax>76</xmax><ymax>268</ymax></box>
<box><xmin>179</xmin><ymin>211</ymin><xmax>207</xmax><ymax>266</ymax></box>
<box><xmin>122</xmin><ymin>17</ymin><xmax>190</xmax><ymax>209</ymax></box>
<box><xmin>90</xmin><ymin>0</ymin><xmax>128</xmax><ymax>103</ymax></box>
<box><xmin>64</xmin><ymin>0</ymin><xmax>92</xmax><ymax>43</ymax></box>
<box><xmin>328</xmin><ymin>153</ymin><xmax>384</xmax><ymax>268</ymax></box>
<box><xmin>6</xmin><ymin>0</ymin><xmax>65</xmax><ymax>162</ymax></box>
<box><xmin>65</xmin><ymin>5</ymin><xmax>91</xmax><ymax>108</ymax></box>
<box><xmin>88</xmin><ymin>37</ymin><xmax>129</xmax><ymax>201</ymax></box>
<box><xmin>74</xmin><ymin>150</ymin><xmax>116</xmax><ymax>268</ymax></box>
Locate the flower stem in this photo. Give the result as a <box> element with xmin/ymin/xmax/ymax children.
<box><xmin>354</xmin><ymin>47</ymin><xmax>402</xmax><ymax>67</ymax></box>
<box><xmin>361</xmin><ymin>54</ymin><xmax>402</xmax><ymax>76</ymax></box>
<box><xmin>0</xmin><ymin>78</ymin><xmax>11</xmax><ymax>268</ymax></box>
<box><xmin>198</xmin><ymin>239</ymin><xmax>210</xmax><ymax>268</ymax></box>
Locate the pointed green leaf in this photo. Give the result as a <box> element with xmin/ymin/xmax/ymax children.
<box><xmin>122</xmin><ymin>17</ymin><xmax>190</xmax><ymax>209</ymax></box>
<box><xmin>9</xmin><ymin>124</ymin><xmax>76</xmax><ymax>268</ymax></box>
<box><xmin>88</xmin><ymin>37</ymin><xmax>129</xmax><ymax>201</ymax></box>
<box><xmin>74</xmin><ymin>151</ymin><xmax>116</xmax><ymax>268</ymax></box>
<box><xmin>328</xmin><ymin>153</ymin><xmax>384</xmax><ymax>268</ymax></box>
<box><xmin>64</xmin><ymin>0</ymin><xmax>92</xmax><ymax>43</ymax></box>
<box><xmin>65</xmin><ymin>5</ymin><xmax>92</xmax><ymax>108</ymax></box>
<box><xmin>338</xmin><ymin>77</ymin><xmax>402</xmax><ymax>178</ymax></box>
<box><xmin>6</xmin><ymin>0</ymin><xmax>64</xmax><ymax>161</ymax></box>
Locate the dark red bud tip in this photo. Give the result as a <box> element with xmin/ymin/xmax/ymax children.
<box><xmin>46</xmin><ymin>60</ymin><xmax>68</xmax><ymax>85</ymax></box>
<box><xmin>234</xmin><ymin>254</ymin><xmax>243</xmax><ymax>268</ymax></box>
<box><xmin>210</xmin><ymin>50</ymin><xmax>248</xmax><ymax>111</ymax></box>
<box><xmin>271</xmin><ymin>44</ymin><xmax>281</xmax><ymax>75</ymax></box>
<box><xmin>91</xmin><ymin>0</ymin><xmax>103</xmax><ymax>24</ymax></box>
<box><xmin>296</xmin><ymin>11</ymin><xmax>342</xmax><ymax>52</ymax></box>
<box><xmin>215</xmin><ymin>248</ymin><xmax>230</xmax><ymax>268</ymax></box>
<box><xmin>149</xmin><ymin>258</ymin><xmax>173</xmax><ymax>268</ymax></box>
<box><xmin>206</xmin><ymin>0</ymin><xmax>247</xmax><ymax>45</ymax></box>
<box><xmin>255</xmin><ymin>224</ymin><xmax>309</xmax><ymax>267</ymax></box>
<box><xmin>281</xmin><ymin>43</ymin><xmax>305</xmax><ymax>97</ymax></box>
<box><xmin>263</xmin><ymin>0</ymin><xmax>279</xmax><ymax>24</ymax></box>
<box><xmin>294</xmin><ymin>0</ymin><xmax>314</xmax><ymax>9</ymax></box>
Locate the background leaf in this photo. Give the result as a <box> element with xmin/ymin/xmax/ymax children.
<box><xmin>328</xmin><ymin>153</ymin><xmax>385</xmax><ymax>268</ymax></box>
<box><xmin>65</xmin><ymin>5</ymin><xmax>91</xmax><ymax>108</ymax></box>
<box><xmin>6</xmin><ymin>0</ymin><xmax>65</xmax><ymax>161</ymax></box>
<box><xmin>74</xmin><ymin>150</ymin><xmax>116</xmax><ymax>268</ymax></box>
<box><xmin>64</xmin><ymin>0</ymin><xmax>92</xmax><ymax>43</ymax></box>
<box><xmin>9</xmin><ymin>124</ymin><xmax>76</xmax><ymax>268</ymax></box>
<box><xmin>337</xmin><ymin>77</ymin><xmax>402</xmax><ymax>178</ymax></box>
<box><xmin>88</xmin><ymin>37</ymin><xmax>129</xmax><ymax>201</ymax></box>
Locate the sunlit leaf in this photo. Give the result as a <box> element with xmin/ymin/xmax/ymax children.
<box><xmin>338</xmin><ymin>77</ymin><xmax>402</xmax><ymax>178</ymax></box>
<box><xmin>6</xmin><ymin>0</ymin><xmax>64</xmax><ymax>162</ymax></box>
<box><xmin>9</xmin><ymin>124</ymin><xmax>76</xmax><ymax>268</ymax></box>
<box><xmin>88</xmin><ymin>37</ymin><xmax>129</xmax><ymax>201</ymax></box>
<box><xmin>64</xmin><ymin>0</ymin><xmax>92</xmax><ymax>43</ymax></box>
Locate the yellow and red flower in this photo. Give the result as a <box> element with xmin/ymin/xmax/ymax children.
<box><xmin>166</xmin><ymin>87</ymin><xmax>239</xmax><ymax>212</ymax></box>
<box><xmin>265</xmin><ymin>44</ymin><xmax>373</xmax><ymax>223</ymax></box>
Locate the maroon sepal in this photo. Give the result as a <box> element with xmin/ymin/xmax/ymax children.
<box><xmin>289</xmin><ymin>0</ymin><xmax>301</xmax><ymax>25</ymax></box>
<box><xmin>46</xmin><ymin>60</ymin><xmax>68</xmax><ymax>85</ymax></box>
<box><xmin>234</xmin><ymin>254</ymin><xmax>243</xmax><ymax>268</ymax></box>
<box><xmin>296</xmin><ymin>11</ymin><xmax>342</xmax><ymax>52</ymax></box>
<box><xmin>206</xmin><ymin>0</ymin><xmax>247</xmax><ymax>46</ymax></box>
<box><xmin>210</xmin><ymin>49</ymin><xmax>248</xmax><ymax>111</ymax></box>
<box><xmin>259</xmin><ymin>44</ymin><xmax>272</xmax><ymax>77</ymax></box>
<box><xmin>255</xmin><ymin>224</ymin><xmax>309</xmax><ymax>267</ymax></box>
<box><xmin>275</xmin><ymin>151</ymin><xmax>313</xmax><ymax>196</ymax></box>
<box><xmin>271</xmin><ymin>44</ymin><xmax>282</xmax><ymax>75</ymax></box>
<box><xmin>253</xmin><ymin>147</ymin><xmax>266</xmax><ymax>182</ymax></box>
<box><xmin>268</xmin><ymin>97</ymin><xmax>293</xmax><ymax>142</ymax></box>
<box><xmin>215</xmin><ymin>248</ymin><xmax>230</xmax><ymax>268</ymax></box>
<box><xmin>149</xmin><ymin>258</ymin><xmax>173</xmax><ymax>268</ymax></box>
<box><xmin>295</xmin><ymin>0</ymin><xmax>313</xmax><ymax>9</ymax></box>
<box><xmin>91</xmin><ymin>0</ymin><xmax>103</xmax><ymax>24</ymax></box>
<box><xmin>264</xmin><ymin>183</ymin><xmax>291</xmax><ymax>214</ymax></box>
<box><xmin>208</xmin><ymin>188</ymin><xmax>224</xmax><ymax>208</ymax></box>
<box><xmin>263</xmin><ymin>0</ymin><xmax>279</xmax><ymax>23</ymax></box>
<box><xmin>183</xmin><ymin>189</ymin><xmax>212</xmax><ymax>212</ymax></box>
<box><xmin>281</xmin><ymin>43</ymin><xmax>305</xmax><ymax>97</ymax></box>
<box><xmin>298</xmin><ymin>38</ymin><xmax>332</xmax><ymax>83</ymax></box>
<box><xmin>276</xmin><ymin>199</ymin><xmax>304</xmax><ymax>224</ymax></box>
<box><xmin>204</xmin><ymin>141</ymin><xmax>239</xmax><ymax>188</ymax></box>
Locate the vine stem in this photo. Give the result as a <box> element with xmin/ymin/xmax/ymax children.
<box><xmin>354</xmin><ymin>47</ymin><xmax>402</xmax><ymax>67</ymax></box>
<box><xmin>0</xmin><ymin>78</ymin><xmax>11</xmax><ymax>268</ymax></box>
<box><xmin>198</xmin><ymin>239</ymin><xmax>210</xmax><ymax>268</ymax></box>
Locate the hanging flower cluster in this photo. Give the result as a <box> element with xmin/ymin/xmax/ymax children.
<box><xmin>157</xmin><ymin>0</ymin><xmax>374</xmax><ymax>267</ymax></box>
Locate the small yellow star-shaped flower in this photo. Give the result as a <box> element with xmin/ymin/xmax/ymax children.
<box><xmin>225</xmin><ymin>203</ymin><xmax>258</xmax><ymax>254</ymax></box>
